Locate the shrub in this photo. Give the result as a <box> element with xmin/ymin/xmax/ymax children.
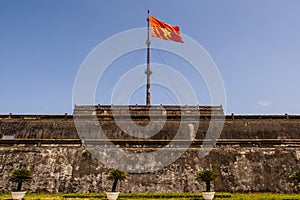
<box><xmin>195</xmin><ymin>169</ymin><xmax>218</xmax><ymax>192</ymax></box>
<box><xmin>9</xmin><ymin>168</ymin><xmax>33</xmax><ymax>191</ymax></box>
<box><xmin>108</xmin><ymin>169</ymin><xmax>126</xmax><ymax>192</ymax></box>
<box><xmin>290</xmin><ymin>171</ymin><xmax>300</xmax><ymax>183</ymax></box>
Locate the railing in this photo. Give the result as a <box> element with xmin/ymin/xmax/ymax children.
<box><xmin>0</xmin><ymin>138</ymin><xmax>299</xmax><ymax>147</ymax></box>
<box><xmin>1</xmin><ymin>114</ymin><xmax>300</xmax><ymax>120</ymax></box>
<box><xmin>0</xmin><ymin>113</ymin><xmax>72</xmax><ymax>120</ymax></box>
<box><xmin>0</xmin><ymin>139</ymin><xmax>81</xmax><ymax>146</ymax></box>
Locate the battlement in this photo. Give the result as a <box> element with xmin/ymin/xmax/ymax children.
<box><xmin>1</xmin><ymin>113</ymin><xmax>299</xmax><ymax>120</ymax></box>
<box><xmin>73</xmin><ymin>104</ymin><xmax>224</xmax><ymax>119</ymax></box>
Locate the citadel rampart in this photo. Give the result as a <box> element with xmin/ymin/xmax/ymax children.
<box><xmin>0</xmin><ymin>105</ymin><xmax>299</xmax><ymax>193</ymax></box>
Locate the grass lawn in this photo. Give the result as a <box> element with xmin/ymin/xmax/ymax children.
<box><xmin>0</xmin><ymin>192</ymin><xmax>299</xmax><ymax>199</ymax></box>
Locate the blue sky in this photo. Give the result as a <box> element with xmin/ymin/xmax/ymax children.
<box><xmin>1</xmin><ymin>0</ymin><xmax>300</xmax><ymax>114</ymax></box>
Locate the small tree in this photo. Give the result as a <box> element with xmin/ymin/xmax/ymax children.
<box><xmin>107</xmin><ymin>169</ymin><xmax>126</xmax><ymax>192</ymax></box>
<box><xmin>196</xmin><ymin>169</ymin><xmax>218</xmax><ymax>192</ymax></box>
<box><xmin>9</xmin><ymin>169</ymin><xmax>33</xmax><ymax>191</ymax></box>
<box><xmin>290</xmin><ymin>171</ymin><xmax>300</xmax><ymax>183</ymax></box>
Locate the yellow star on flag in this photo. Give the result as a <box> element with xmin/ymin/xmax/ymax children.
<box><xmin>161</xmin><ymin>28</ymin><xmax>171</xmax><ymax>38</ymax></box>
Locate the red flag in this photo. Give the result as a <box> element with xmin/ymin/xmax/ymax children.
<box><xmin>149</xmin><ymin>15</ymin><xmax>184</xmax><ymax>43</ymax></box>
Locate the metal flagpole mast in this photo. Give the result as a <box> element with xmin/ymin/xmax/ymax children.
<box><xmin>146</xmin><ymin>10</ymin><xmax>152</xmax><ymax>107</ymax></box>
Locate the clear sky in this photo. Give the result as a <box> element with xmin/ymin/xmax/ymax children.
<box><xmin>1</xmin><ymin>0</ymin><xmax>300</xmax><ymax>114</ymax></box>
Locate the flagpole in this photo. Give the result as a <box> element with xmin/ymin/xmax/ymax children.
<box><xmin>146</xmin><ymin>10</ymin><xmax>152</xmax><ymax>107</ymax></box>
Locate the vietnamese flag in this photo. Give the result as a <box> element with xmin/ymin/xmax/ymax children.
<box><xmin>149</xmin><ymin>15</ymin><xmax>184</xmax><ymax>43</ymax></box>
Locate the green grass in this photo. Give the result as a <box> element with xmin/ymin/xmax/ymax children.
<box><xmin>225</xmin><ymin>193</ymin><xmax>299</xmax><ymax>200</ymax></box>
<box><xmin>0</xmin><ymin>193</ymin><xmax>63</xmax><ymax>199</ymax></box>
<box><xmin>0</xmin><ymin>192</ymin><xmax>299</xmax><ymax>199</ymax></box>
<box><xmin>62</xmin><ymin>192</ymin><xmax>231</xmax><ymax>199</ymax></box>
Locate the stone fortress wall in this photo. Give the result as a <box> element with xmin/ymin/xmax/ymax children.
<box><xmin>0</xmin><ymin>105</ymin><xmax>299</xmax><ymax>193</ymax></box>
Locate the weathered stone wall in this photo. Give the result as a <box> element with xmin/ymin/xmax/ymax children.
<box><xmin>1</xmin><ymin>111</ymin><xmax>300</xmax><ymax>193</ymax></box>
<box><xmin>0</xmin><ymin>146</ymin><xmax>299</xmax><ymax>193</ymax></box>
<box><xmin>1</xmin><ymin>116</ymin><xmax>300</xmax><ymax>139</ymax></box>
<box><xmin>0</xmin><ymin>117</ymin><xmax>77</xmax><ymax>139</ymax></box>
